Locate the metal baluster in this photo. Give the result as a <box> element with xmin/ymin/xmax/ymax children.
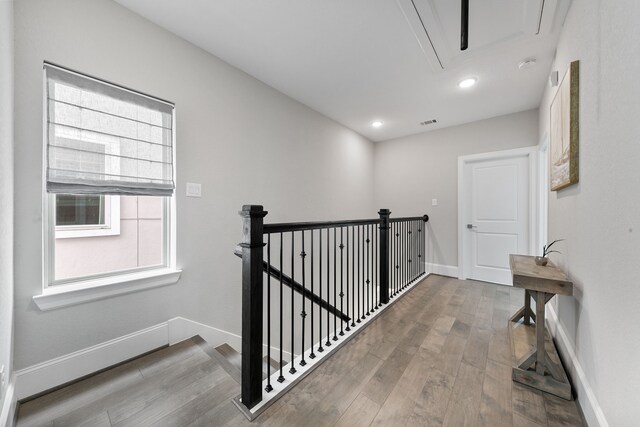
<box><xmin>351</xmin><ymin>226</ymin><xmax>356</xmax><ymax>328</ymax></box>
<box><xmin>365</xmin><ymin>224</ymin><xmax>370</xmax><ymax>316</ymax></box>
<box><xmin>391</xmin><ymin>221</ymin><xmax>395</xmax><ymax>298</ymax></box>
<box><xmin>266</xmin><ymin>234</ymin><xmax>273</xmax><ymax>392</ymax></box>
<box><xmin>333</xmin><ymin>227</ymin><xmax>338</xmax><ymax>341</ymax></box>
<box><xmin>374</xmin><ymin>223</ymin><xmax>379</xmax><ymax>309</ymax></box>
<box><xmin>339</xmin><ymin>227</ymin><xmax>345</xmax><ymax>336</ymax></box>
<box><xmin>372</xmin><ymin>224</ymin><xmax>376</xmax><ymax>310</ymax></box>
<box><xmin>408</xmin><ymin>221</ymin><xmax>412</xmax><ymax>284</ymax></box>
<box><xmin>403</xmin><ymin>221</ymin><xmax>406</xmax><ymax>288</ymax></box>
<box><xmin>397</xmin><ymin>222</ymin><xmax>400</xmax><ymax>292</ymax></box>
<box><xmin>360</xmin><ymin>225</ymin><xmax>367</xmax><ymax>320</ymax></box>
<box><xmin>310</xmin><ymin>230</ymin><xmax>316</xmax><ymax>359</ymax></box>
<box><xmin>411</xmin><ymin>221</ymin><xmax>418</xmax><ymax>282</ymax></box>
<box><xmin>417</xmin><ymin>221</ymin><xmax>420</xmax><ymax>278</ymax></box>
<box><xmin>357</xmin><ymin>225</ymin><xmax>361</xmax><ymax>323</ymax></box>
<box><xmin>289</xmin><ymin>232</ymin><xmax>296</xmax><ymax>374</ymax></box>
<box><xmin>412</xmin><ymin>221</ymin><xmax>416</xmax><ymax>281</ymax></box>
<box><xmin>300</xmin><ymin>231</ymin><xmax>307</xmax><ymax>367</ymax></box>
<box><xmin>391</xmin><ymin>221</ymin><xmax>395</xmax><ymax>297</ymax></box>
<box><xmin>401</xmin><ymin>221</ymin><xmax>404</xmax><ymax>289</ymax></box>
<box><xmin>408</xmin><ymin>221</ymin><xmax>411</xmax><ymax>284</ymax></box>
<box><xmin>326</xmin><ymin>228</ymin><xmax>332</xmax><ymax>347</ymax></box>
<box><xmin>418</xmin><ymin>222</ymin><xmax>421</xmax><ymax>277</ymax></box>
<box><xmin>395</xmin><ymin>223</ymin><xmax>400</xmax><ymax>295</ymax></box>
<box><xmin>407</xmin><ymin>221</ymin><xmax>413</xmax><ymax>283</ymax></box>
<box><xmin>409</xmin><ymin>221</ymin><xmax>412</xmax><ymax>283</ymax></box>
<box><xmin>390</xmin><ymin>222</ymin><xmax>394</xmax><ymax>297</ymax></box>
<box><xmin>345</xmin><ymin>227</ymin><xmax>351</xmax><ymax>332</ymax></box>
<box><xmin>409</xmin><ymin>221</ymin><xmax>412</xmax><ymax>284</ymax></box>
<box><xmin>403</xmin><ymin>221</ymin><xmax>407</xmax><ymax>288</ymax></box>
<box><xmin>393</xmin><ymin>222</ymin><xmax>397</xmax><ymax>294</ymax></box>
<box><xmin>414</xmin><ymin>221</ymin><xmax>420</xmax><ymax>279</ymax></box>
<box><xmin>277</xmin><ymin>233</ymin><xmax>285</xmax><ymax>383</ymax></box>
<box><xmin>405</xmin><ymin>221</ymin><xmax>408</xmax><ymax>288</ymax></box>
<box><xmin>420</xmin><ymin>223</ymin><xmax>427</xmax><ymax>274</ymax></box>
<box><xmin>370</xmin><ymin>224</ymin><xmax>374</xmax><ymax>311</ymax></box>
<box><xmin>368</xmin><ymin>224</ymin><xmax>372</xmax><ymax>314</ymax></box>
<box><xmin>318</xmin><ymin>229</ymin><xmax>324</xmax><ymax>354</ymax></box>
<box><xmin>411</xmin><ymin>221</ymin><xmax>415</xmax><ymax>282</ymax></box>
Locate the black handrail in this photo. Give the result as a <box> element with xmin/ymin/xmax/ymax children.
<box><xmin>264</xmin><ymin>218</ymin><xmax>380</xmax><ymax>234</ymax></box>
<box><xmin>390</xmin><ymin>215</ymin><xmax>429</xmax><ymax>223</ymax></box>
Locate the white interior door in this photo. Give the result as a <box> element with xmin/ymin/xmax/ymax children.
<box><xmin>461</xmin><ymin>150</ymin><xmax>531</xmax><ymax>285</ymax></box>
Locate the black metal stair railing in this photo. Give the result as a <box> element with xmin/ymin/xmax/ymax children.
<box><xmin>237</xmin><ymin>206</ymin><xmax>429</xmax><ymax>413</ymax></box>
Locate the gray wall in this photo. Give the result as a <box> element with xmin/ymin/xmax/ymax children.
<box><xmin>13</xmin><ymin>0</ymin><xmax>374</xmax><ymax>369</ymax></box>
<box><xmin>539</xmin><ymin>0</ymin><xmax>640</xmax><ymax>424</ymax></box>
<box><xmin>0</xmin><ymin>0</ymin><xmax>14</xmax><ymax>409</ymax></box>
<box><xmin>374</xmin><ymin>110</ymin><xmax>539</xmax><ymax>268</ymax></box>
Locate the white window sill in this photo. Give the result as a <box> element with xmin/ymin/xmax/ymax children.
<box><xmin>33</xmin><ymin>268</ymin><xmax>182</xmax><ymax>311</ymax></box>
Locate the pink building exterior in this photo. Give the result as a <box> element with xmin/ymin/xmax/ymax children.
<box><xmin>55</xmin><ymin>196</ymin><xmax>164</xmax><ymax>280</ymax></box>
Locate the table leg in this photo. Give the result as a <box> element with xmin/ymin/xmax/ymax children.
<box><xmin>535</xmin><ymin>291</ymin><xmax>546</xmax><ymax>376</ymax></box>
<box><xmin>524</xmin><ymin>290</ymin><xmax>531</xmax><ymax>325</ymax></box>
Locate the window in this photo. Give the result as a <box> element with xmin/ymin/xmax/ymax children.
<box><xmin>56</xmin><ymin>195</ymin><xmax>105</xmax><ymax>226</ymax></box>
<box><xmin>55</xmin><ymin>194</ymin><xmax>121</xmax><ymax>239</ymax></box>
<box><xmin>40</xmin><ymin>63</ymin><xmax>179</xmax><ymax>303</ymax></box>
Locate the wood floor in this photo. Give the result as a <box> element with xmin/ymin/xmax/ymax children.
<box><xmin>16</xmin><ymin>275</ymin><xmax>585</xmax><ymax>427</ymax></box>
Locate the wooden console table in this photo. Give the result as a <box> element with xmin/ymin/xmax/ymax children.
<box><xmin>508</xmin><ymin>254</ymin><xmax>573</xmax><ymax>400</ymax></box>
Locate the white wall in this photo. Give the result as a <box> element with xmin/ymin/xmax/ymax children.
<box><xmin>374</xmin><ymin>110</ymin><xmax>539</xmax><ymax>269</ymax></box>
<box><xmin>14</xmin><ymin>0</ymin><xmax>374</xmax><ymax>370</ymax></box>
<box><xmin>0</xmin><ymin>0</ymin><xmax>14</xmax><ymax>416</ymax></box>
<box><xmin>539</xmin><ymin>1</ymin><xmax>640</xmax><ymax>425</ymax></box>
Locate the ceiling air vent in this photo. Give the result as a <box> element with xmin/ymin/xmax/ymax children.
<box><xmin>420</xmin><ymin>119</ymin><xmax>437</xmax><ymax>126</ymax></box>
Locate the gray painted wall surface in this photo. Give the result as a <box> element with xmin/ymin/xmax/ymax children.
<box><xmin>0</xmin><ymin>0</ymin><xmax>14</xmax><ymax>408</ymax></box>
<box><xmin>374</xmin><ymin>110</ymin><xmax>539</xmax><ymax>267</ymax></box>
<box><xmin>13</xmin><ymin>0</ymin><xmax>374</xmax><ymax>369</ymax></box>
<box><xmin>539</xmin><ymin>0</ymin><xmax>640</xmax><ymax>424</ymax></box>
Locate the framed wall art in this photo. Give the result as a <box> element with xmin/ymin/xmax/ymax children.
<box><xmin>550</xmin><ymin>60</ymin><xmax>579</xmax><ymax>191</ymax></box>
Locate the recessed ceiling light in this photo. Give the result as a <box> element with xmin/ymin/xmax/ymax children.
<box><xmin>458</xmin><ymin>77</ymin><xmax>478</xmax><ymax>89</ymax></box>
<box><xmin>518</xmin><ymin>58</ymin><xmax>537</xmax><ymax>69</ymax></box>
<box><xmin>372</xmin><ymin>120</ymin><xmax>383</xmax><ymax>128</ymax></box>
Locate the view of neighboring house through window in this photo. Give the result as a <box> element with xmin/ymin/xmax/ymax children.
<box><xmin>44</xmin><ymin>63</ymin><xmax>175</xmax><ymax>285</ymax></box>
<box><xmin>56</xmin><ymin>195</ymin><xmax>105</xmax><ymax>226</ymax></box>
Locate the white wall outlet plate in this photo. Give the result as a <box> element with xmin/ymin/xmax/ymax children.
<box><xmin>186</xmin><ymin>182</ymin><xmax>202</xmax><ymax>198</ymax></box>
<box><xmin>431</xmin><ymin>198</ymin><xmax>438</xmax><ymax>206</ymax></box>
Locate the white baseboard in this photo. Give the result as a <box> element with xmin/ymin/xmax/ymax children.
<box><xmin>547</xmin><ymin>306</ymin><xmax>609</xmax><ymax>427</ymax></box>
<box><xmin>425</xmin><ymin>262</ymin><xmax>459</xmax><ymax>278</ymax></box>
<box><xmin>168</xmin><ymin>317</ymin><xmax>291</xmax><ymax>361</ymax></box>
<box><xmin>12</xmin><ymin>317</ymin><xmax>287</xmax><ymax>404</ymax></box>
<box><xmin>168</xmin><ymin>317</ymin><xmax>242</xmax><ymax>350</ymax></box>
<box><xmin>14</xmin><ymin>323</ymin><xmax>169</xmax><ymax>401</ymax></box>
<box><xmin>0</xmin><ymin>376</ymin><xmax>17</xmax><ymax>427</ymax></box>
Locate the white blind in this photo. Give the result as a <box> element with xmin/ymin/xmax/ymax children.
<box><xmin>45</xmin><ymin>64</ymin><xmax>175</xmax><ymax>196</ymax></box>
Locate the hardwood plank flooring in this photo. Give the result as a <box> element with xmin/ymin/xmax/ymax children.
<box><xmin>16</xmin><ymin>275</ymin><xmax>585</xmax><ymax>427</ymax></box>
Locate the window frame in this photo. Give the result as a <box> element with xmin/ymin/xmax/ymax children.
<box><xmin>39</xmin><ymin>64</ymin><xmax>179</xmax><ymax>305</ymax></box>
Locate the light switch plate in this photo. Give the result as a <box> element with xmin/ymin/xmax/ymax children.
<box><xmin>431</xmin><ymin>198</ymin><xmax>438</xmax><ymax>206</ymax></box>
<box><xmin>186</xmin><ymin>182</ymin><xmax>202</xmax><ymax>198</ymax></box>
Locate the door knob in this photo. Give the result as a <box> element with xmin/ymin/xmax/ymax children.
<box><xmin>466</xmin><ymin>224</ymin><xmax>477</xmax><ymax>229</ymax></box>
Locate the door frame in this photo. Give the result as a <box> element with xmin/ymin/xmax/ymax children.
<box><xmin>457</xmin><ymin>146</ymin><xmax>538</xmax><ymax>281</ymax></box>
<box><xmin>537</xmin><ymin>133</ymin><xmax>549</xmax><ymax>255</ymax></box>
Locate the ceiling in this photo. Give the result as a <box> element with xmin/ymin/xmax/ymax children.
<box><xmin>114</xmin><ymin>0</ymin><xmax>571</xmax><ymax>142</ymax></box>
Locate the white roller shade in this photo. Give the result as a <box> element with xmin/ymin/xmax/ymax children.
<box><xmin>45</xmin><ymin>63</ymin><xmax>175</xmax><ymax>196</ymax></box>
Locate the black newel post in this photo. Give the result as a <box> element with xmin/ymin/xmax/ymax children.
<box><xmin>378</xmin><ymin>209</ymin><xmax>391</xmax><ymax>305</ymax></box>
<box><xmin>239</xmin><ymin>205</ymin><xmax>268</xmax><ymax>409</ymax></box>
